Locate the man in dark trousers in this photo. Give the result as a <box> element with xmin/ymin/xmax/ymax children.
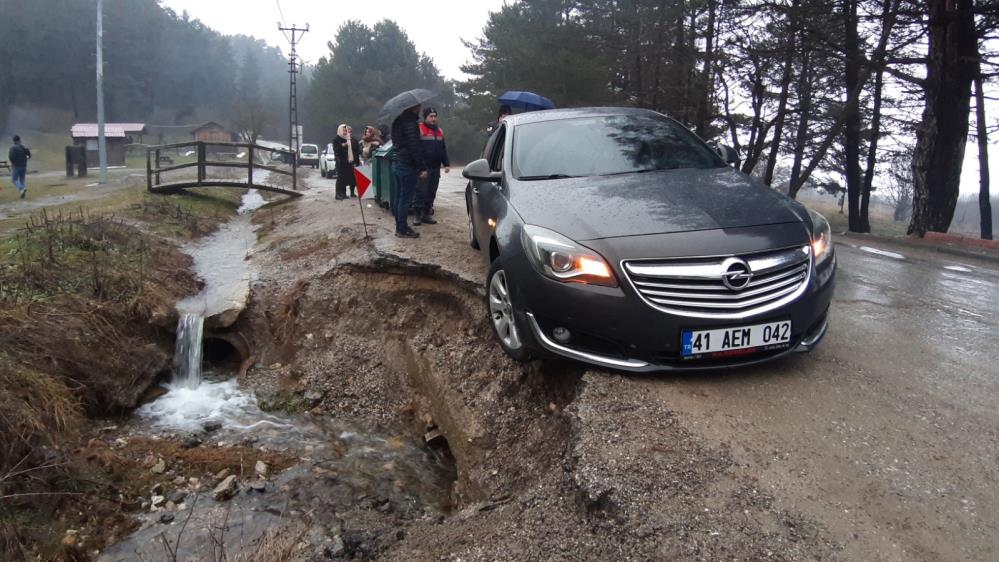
<box><xmin>391</xmin><ymin>105</ymin><xmax>428</xmax><ymax>238</ymax></box>
<box><xmin>8</xmin><ymin>135</ymin><xmax>31</xmax><ymax>199</ymax></box>
<box><xmin>413</xmin><ymin>107</ymin><xmax>450</xmax><ymax>225</ymax></box>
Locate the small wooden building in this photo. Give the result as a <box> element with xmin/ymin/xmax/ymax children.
<box><xmin>191</xmin><ymin>122</ymin><xmax>236</xmax><ymax>143</ymax></box>
<box><xmin>70</xmin><ymin>123</ymin><xmax>146</xmax><ymax>168</ymax></box>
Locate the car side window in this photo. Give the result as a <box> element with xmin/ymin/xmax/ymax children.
<box><xmin>489</xmin><ymin>126</ymin><xmax>506</xmax><ymax>172</ymax></box>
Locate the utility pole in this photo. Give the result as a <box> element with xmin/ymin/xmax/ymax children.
<box><xmin>96</xmin><ymin>0</ymin><xmax>108</xmax><ymax>184</ymax></box>
<box><xmin>278</xmin><ymin>23</ymin><xmax>308</xmax><ymax>160</ymax></box>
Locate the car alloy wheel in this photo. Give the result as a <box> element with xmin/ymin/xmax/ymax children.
<box><xmin>486</xmin><ymin>262</ymin><xmax>534</xmax><ymax>362</ymax></box>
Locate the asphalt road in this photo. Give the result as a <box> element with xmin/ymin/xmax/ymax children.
<box><xmin>436</xmin><ymin>172</ymin><xmax>998</xmax><ymax>560</ymax></box>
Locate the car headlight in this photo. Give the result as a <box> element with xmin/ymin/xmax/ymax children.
<box><xmin>521</xmin><ymin>225</ymin><xmax>618</xmax><ymax>287</ymax></box>
<box><xmin>807</xmin><ymin>208</ymin><xmax>832</xmax><ymax>265</ymax></box>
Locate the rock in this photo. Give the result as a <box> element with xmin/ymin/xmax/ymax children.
<box><xmin>172</xmin><ymin>476</ymin><xmax>186</xmax><ymax>486</ymax></box>
<box><xmin>159</xmin><ymin>513</ymin><xmax>175</xmax><ymax>524</ymax></box>
<box><xmin>327</xmin><ymin>535</ymin><xmax>346</xmax><ymax>557</ymax></box>
<box><xmin>255</xmin><ymin>460</ymin><xmax>269</xmax><ymax>477</ymax></box>
<box><xmin>150</xmin><ymin>458</ymin><xmax>166</xmax><ymax>474</ymax></box>
<box><xmin>151</xmin><ymin>495</ymin><xmax>166</xmax><ymax>509</ymax></box>
<box><xmin>249</xmin><ymin>480</ymin><xmax>267</xmax><ymax>493</ymax></box>
<box><xmin>213</xmin><ymin>475</ymin><xmax>238</xmax><ymax>501</ymax></box>
<box><xmin>62</xmin><ymin>534</ymin><xmax>77</xmax><ymax>547</ymax></box>
<box><xmin>151</xmin><ymin>483</ymin><xmax>164</xmax><ymax>495</ymax></box>
<box><xmin>303</xmin><ymin>390</ymin><xmax>324</xmax><ymax>406</ymax></box>
<box><xmin>214</xmin><ymin>468</ymin><xmax>231</xmax><ymax>481</ymax></box>
<box><xmin>182</xmin><ymin>436</ymin><xmax>203</xmax><ymax>449</ymax></box>
<box><xmin>165</xmin><ymin>501</ymin><xmax>176</xmax><ymax>510</ymax></box>
<box><xmin>202</xmin><ymin>420</ymin><xmax>223</xmax><ymax>433</ymax></box>
<box><xmin>169</xmin><ymin>491</ymin><xmax>188</xmax><ymax>504</ymax></box>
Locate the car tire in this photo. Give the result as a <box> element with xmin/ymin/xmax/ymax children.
<box><xmin>486</xmin><ymin>260</ymin><xmax>534</xmax><ymax>363</ymax></box>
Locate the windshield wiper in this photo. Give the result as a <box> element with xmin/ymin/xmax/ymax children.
<box><xmin>518</xmin><ymin>174</ymin><xmax>578</xmax><ymax>181</ymax></box>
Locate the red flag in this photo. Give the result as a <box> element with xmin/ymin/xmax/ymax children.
<box><xmin>354</xmin><ymin>167</ymin><xmax>372</xmax><ymax>198</ymax></box>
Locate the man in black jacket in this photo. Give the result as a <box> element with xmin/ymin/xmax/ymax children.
<box><xmin>391</xmin><ymin>105</ymin><xmax>428</xmax><ymax>238</ymax></box>
<box><xmin>8</xmin><ymin>135</ymin><xmax>31</xmax><ymax>199</ymax></box>
<box><xmin>413</xmin><ymin>107</ymin><xmax>450</xmax><ymax>225</ymax></box>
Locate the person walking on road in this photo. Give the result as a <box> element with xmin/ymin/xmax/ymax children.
<box><xmin>8</xmin><ymin>135</ymin><xmax>31</xmax><ymax>200</ymax></box>
<box><xmin>360</xmin><ymin>125</ymin><xmax>383</xmax><ymax>164</ymax></box>
<box><xmin>333</xmin><ymin>124</ymin><xmax>361</xmax><ymax>200</ymax></box>
<box><xmin>391</xmin><ymin>105</ymin><xmax>428</xmax><ymax>238</ymax></box>
<box><xmin>414</xmin><ymin>107</ymin><xmax>450</xmax><ymax>226</ymax></box>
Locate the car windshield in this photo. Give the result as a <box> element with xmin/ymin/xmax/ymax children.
<box><xmin>513</xmin><ymin>115</ymin><xmax>723</xmax><ymax>180</ymax></box>
<box><xmin>301</xmin><ymin>146</ymin><xmax>317</xmax><ymax>154</ymax></box>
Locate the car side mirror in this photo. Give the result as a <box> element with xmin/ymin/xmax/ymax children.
<box><xmin>463</xmin><ymin>158</ymin><xmax>501</xmax><ymax>182</ymax></box>
<box><xmin>712</xmin><ymin>143</ymin><xmax>740</xmax><ymax>166</ymax></box>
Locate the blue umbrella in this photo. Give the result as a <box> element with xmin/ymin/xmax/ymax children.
<box><xmin>498</xmin><ymin>91</ymin><xmax>556</xmax><ymax>111</ymax></box>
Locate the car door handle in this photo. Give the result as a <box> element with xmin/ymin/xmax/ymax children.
<box><xmin>472</xmin><ymin>186</ymin><xmax>480</xmax><ymax>194</ymax></box>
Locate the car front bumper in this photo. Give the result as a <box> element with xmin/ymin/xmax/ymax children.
<box><xmin>508</xmin><ymin>249</ymin><xmax>836</xmax><ymax>373</ymax></box>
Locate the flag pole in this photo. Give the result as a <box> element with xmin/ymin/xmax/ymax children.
<box><xmin>358</xmin><ymin>196</ymin><xmax>370</xmax><ymax>238</ymax></box>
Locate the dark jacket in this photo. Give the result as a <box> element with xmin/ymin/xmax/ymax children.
<box><xmin>391</xmin><ymin>111</ymin><xmax>427</xmax><ymax>171</ymax></box>
<box><xmin>419</xmin><ymin>122</ymin><xmax>449</xmax><ymax>169</ymax></box>
<box><xmin>8</xmin><ymin>144</ymin><xmax>31</xmax><ymax>168</ymax></box>
<box><xmin>332</xmin><ymin>137</ymin><xmax>360</xmax><ymax>171</ymax></box>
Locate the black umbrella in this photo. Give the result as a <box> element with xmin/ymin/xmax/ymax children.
<box><xmin>378</xmin><ymin>89</ymin><xmax>437</xmax><ymax>123</ymax></box>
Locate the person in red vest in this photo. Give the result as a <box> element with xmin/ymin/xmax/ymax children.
<box><xmin>413</xmin><ymin>107</ymin><xmax>450</xmax><ymax>225</ymax></box>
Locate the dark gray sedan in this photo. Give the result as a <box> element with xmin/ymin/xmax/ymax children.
<box><xmin>464</xmin><ymin>107</ymin><xmax>835</xmax><ymax>372</ymax></box>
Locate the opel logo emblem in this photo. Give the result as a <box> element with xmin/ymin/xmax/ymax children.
<box><xmin>721</xmin><ymin>257</ymin><xmax>753</xmax><ymax>291</ymax></box>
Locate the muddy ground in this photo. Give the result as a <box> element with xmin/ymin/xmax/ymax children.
<box><xmin>122</xmin><ymin>168</ymin><xmax>992</xmax><ymax>562</ymax></box>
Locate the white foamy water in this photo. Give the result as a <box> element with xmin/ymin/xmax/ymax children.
<box><xmin>172</xmin><ymin>312</ymin><xmax>205</xmax><ymax>389</ymax></box>
<box><xmin>136</xmin><ymin>379</ymin><xmax>292</xmax><ymax>433</ymax></box>
<box><xmin>945</xmin><ymin>265</ymin><xmax>973</xmax><ymax>273</ymax></box>
<box><xmin>237</xmin><ymin>189</ymin><xmax>266</xmax><ymax>214</ymax></box>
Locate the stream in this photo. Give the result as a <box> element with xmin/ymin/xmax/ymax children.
<box><xmin>100</xmin><ymin>187</ymin><xmax>455</xmax><ymax>561</ymax></box>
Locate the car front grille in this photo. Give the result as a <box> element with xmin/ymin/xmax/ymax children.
<box><xmin>622</xmin><ymin>245</ymin><xmax>812</xmax><ymax>319</ymax></box>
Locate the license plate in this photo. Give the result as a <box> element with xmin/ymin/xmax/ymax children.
<box><xmin>681</xmin><ymin>320</ymin><xmax>792</xmax><ymax>358</ymax></box>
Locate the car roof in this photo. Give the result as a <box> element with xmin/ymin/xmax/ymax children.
<box><xmin>503</xmin><ymin>106</ymin><xmax>665</xmax><ymax>127</ymax></box>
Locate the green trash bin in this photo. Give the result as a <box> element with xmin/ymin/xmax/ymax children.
<box><xmin>372</xmin><ymin>142</ymin><xmax>395</xmax><ymax>210</ymax></box>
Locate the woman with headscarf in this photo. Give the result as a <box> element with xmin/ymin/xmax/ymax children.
<box><xmin>332</xmin><ymin>124</ymin><xmax>361</xmax><ymax>199</ymax></box>
<box><xmin>360</xmin><ymin>125</ymin><xmax>383</xmax><ymax>164</ymax></box>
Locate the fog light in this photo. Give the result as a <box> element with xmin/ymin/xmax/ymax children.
<box><xmin>552</xmin><ymin>326</ymin><xmax>571</xmax><ymax>343</ymax></box>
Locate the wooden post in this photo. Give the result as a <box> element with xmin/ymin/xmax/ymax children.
<box><xmin>197</xmin><ymin>142</ymin><xmax>206</xmax><ymax>185</ymax></box>
<box><xmin>247</xmin><ymin>144</ymin><xmax>254</xmax><ymax>188</ymax></box>
<box><xmin>66</xmin><ymin>146</ymin><xmax>74</xmax><ymax>177</ymax></box>
<box><xmin>154</xmin><ymin>148</ymin><xmax>161</xmax><ymax>185</ymax></box>
<box><xmin>146</xmin><ymin>148</ymin><xmax>152</xmax><ymax>191</ymax></box>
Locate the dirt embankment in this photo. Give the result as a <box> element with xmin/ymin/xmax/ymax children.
<box><xmin>0</xmin><ymin>193</ymin><xmax>242</xmax><ymax>560</ymax></box>
<box><xmin>224</xmin><ymin>185</ymin><xmax>839</xmax><ymax>560</ymax></box>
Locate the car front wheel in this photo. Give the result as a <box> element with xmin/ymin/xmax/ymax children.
<box><xmin>487</xmin><ymin>261</ymin><xmax>534</xmax><ymax>362</ymax></box>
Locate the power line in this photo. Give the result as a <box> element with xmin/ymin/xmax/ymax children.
<box><xmin>275</xmin><ymin>0</ymin><xmax>290</xmax><ymax>42</ymax></box>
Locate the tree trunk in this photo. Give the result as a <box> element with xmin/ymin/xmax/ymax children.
<box><xmin>844</xmin><ymin>0</ymin><xmax>867</xmax><ymax>232</ymax></box>
<box><xmin>975</xmin><ymin>66</ymin><xmax>993</xmax><ymax>240</ymax></box>
<box><xmin>764</xmin><ymin>0</ymin><xmax>800</xmax><ymax>187</ymax></box>
<box><xmin>860</xmin><ymin>58</ymin><xmax>885</xmax><ymax>233</ymax></box>
<box><xmin>694</xmin><ymin>0</ymin><xmax>718</xmax><ymax>139</ymax></box>
<box><xmin>788</xmin><ymin>50</ymin><xmax>813</xmax><ymax>199</ymax></box>
<box><xmin>908</xmin><ymin>0</ymin><xmax>977</xmax><ymax>236</ymax></box>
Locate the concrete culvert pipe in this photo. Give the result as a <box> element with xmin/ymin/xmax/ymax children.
<box><xmin>201</xmin><ymin>331</ymin><xmax>250</xmax><ymax>373</ymax></box>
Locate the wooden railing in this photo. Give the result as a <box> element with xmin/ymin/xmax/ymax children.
<box><xmin>146</xmin><ymin>141</ymin><xmax>301</xmax><ymax>197</ymax></box>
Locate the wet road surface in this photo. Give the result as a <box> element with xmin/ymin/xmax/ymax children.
<box><xmin>639</xmin><ymin>241</ymin><xmax>999</xmax><ymax>560</ymax></box>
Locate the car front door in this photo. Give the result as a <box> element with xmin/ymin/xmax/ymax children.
<box><xmin>471</xmin><ymin>125</ymin><xmax>507</xmax><ymax>254</ymax></box>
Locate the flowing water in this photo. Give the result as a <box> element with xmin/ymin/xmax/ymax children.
<box><xmin>109</xmin><ymin>186</ymin><xmax>454</xmax><ymax>560</ymax></box>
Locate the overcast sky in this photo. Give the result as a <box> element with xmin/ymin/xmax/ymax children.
<box><xmin>159</xmin><ymin>0</ymin><xmax>508</xmax><ymax>80</ymax></box>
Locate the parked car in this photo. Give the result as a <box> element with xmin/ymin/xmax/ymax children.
<box><xmin>298</xmin><ymin>143</ymin><xmax>320</xmax><ymax>168</ymax></box>
<box><xmin>319</xmin><ymin>143</ymin><xmax>337</xmax><ymax>178</ymax></box>
<box><xmin>463</xmin><ymin>107</ymin><xmax>836</xmax><ymax>372</ymax></box>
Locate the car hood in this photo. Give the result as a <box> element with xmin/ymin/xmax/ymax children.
<box><xmin>508</xmin><ymin>167</ymin><xmax>806</xmax><ymax>241</ymax></box>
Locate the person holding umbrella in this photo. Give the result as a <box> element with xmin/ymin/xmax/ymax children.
<box><xmin>381</xmin><ymin>89</ymin><xmax>436</xmax><ymax>239</ymax></box>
